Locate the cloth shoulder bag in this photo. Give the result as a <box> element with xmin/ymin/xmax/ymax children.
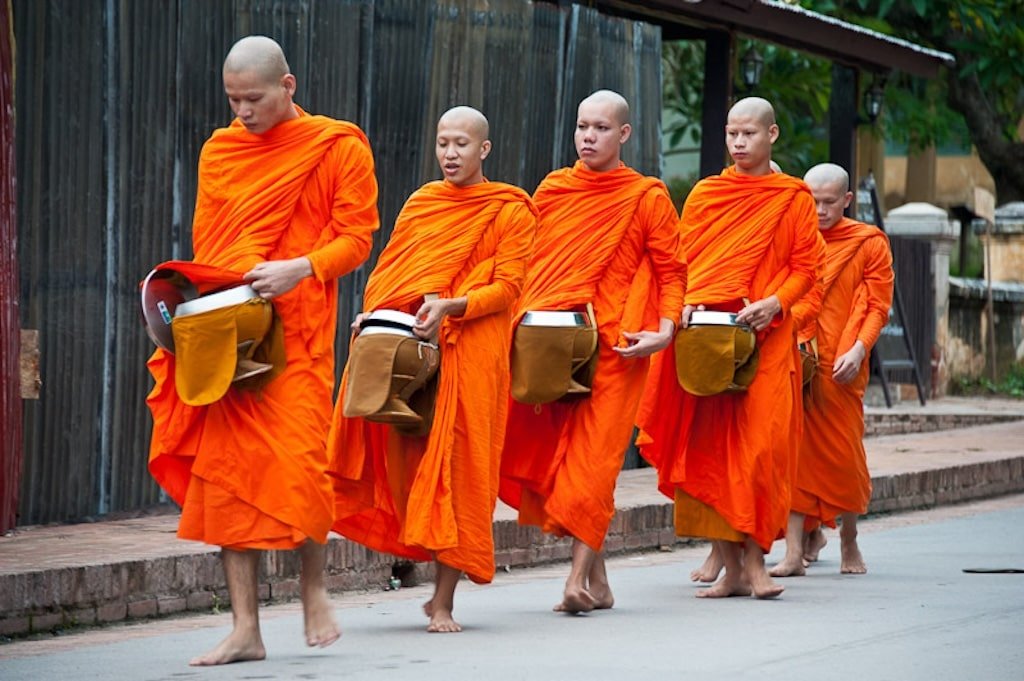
<box><xmin>510</xmin><ymin>303</ymin><xmax>598</xmax><ymax>405</ymax></box>
<box><xmin>674</xmin><ymin>311</ymin><xmax>758</xmax><ymax>396</ymax></box>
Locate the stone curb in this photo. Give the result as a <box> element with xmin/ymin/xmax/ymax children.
<box><xmin>2</xmin><ymin>411</ymin><xmax>1022</xmax><ymax>639</ymax></box>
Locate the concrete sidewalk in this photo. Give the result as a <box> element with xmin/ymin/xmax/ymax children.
<box><xmin>1</xmin><ymin>396</ymin><xmax>1022</xmax><ymax>639</ymax></box>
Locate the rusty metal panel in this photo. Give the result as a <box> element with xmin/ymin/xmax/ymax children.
<box><xmin>15</xmin><ymin>0</ymin><xmax>110</xmax><ymax>524</ymax></box>
<box><xmin>106</xmin><ymin>0</ymin><xmax>182</xmax><ymax>514</ymax></box>
<box><xmin>1</xmin><ymin>0</ymin><xmax>21</xmax><ymax>533</ymax></box>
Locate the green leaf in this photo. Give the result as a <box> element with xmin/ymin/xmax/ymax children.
<box><xmin>910</xmin><ymin>0</ymin><xmax>928</xmax><ymax>16</ymax></box>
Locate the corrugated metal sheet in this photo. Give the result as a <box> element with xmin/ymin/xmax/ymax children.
<box><xmin>1</xmin><ymin>0</ymin><xmax>21</xmax><ymax>532</ymax></box>
<box><xmin>12</xmin><ymin>0</ymin><xmax>664</xmax><ymax>525</ymax></box>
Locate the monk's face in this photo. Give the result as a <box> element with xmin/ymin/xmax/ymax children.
<box><xmin>435</xmin><ymin>116</ymin><xmax>491</xmax><ymax>187</ymax></box>
<box><xmin>809</xmin><ymin>180</ymin><xmax>853</xmax><ymax>230</ymax></box>
<box><xmin>223</xmin><ymin>69</ymin><xmax>297</xmax><ymax>135</ymax></box>
<box><xmin>725</xmin><ymin>115</ymin><xmax>778</xmax><ymax>175</ymax></box>
<box><xmin>575</xmin><ymin>100</ymin><xmax>630</xmax><ymax>172</ymax></box>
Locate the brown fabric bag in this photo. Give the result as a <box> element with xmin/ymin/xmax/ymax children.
<box><xmin>510</xmin><ymin>308</ymin><xmax>598</xmax><ymax>405</ymax></box>
<box><xmin>674</xmin><ymin>323</ymin><xmax>758</xmax><ymax>396</ymax></box>
<box><xmin>799</xmin><ymin>337</ymin><xmax>818</xmax><ymax>389</ymax></box>
<box><xmin>343</xmin><ymin>331</ymin><xmax>440</xmax><ymax>436</ymax></box>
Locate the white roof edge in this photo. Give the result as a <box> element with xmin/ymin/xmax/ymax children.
<box><xmin>761</xmin><ymin>0</ymin><xmax>956</xmax><ymax>67</ymax></box>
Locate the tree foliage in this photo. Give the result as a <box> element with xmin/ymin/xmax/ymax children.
<box><xmin>806</xmin><ymin>0</ymin><xmax>1024</xmax><ymax>203</ymax></box>
<box><xmin>662</xmin><ymin>1</ymin><xmax>1024</xmax><ymax>203</ymax></box>
<box><xmin>661</xmin><ymin>39</ymin><xmax>831</xmax><ymax>181</ymax></box>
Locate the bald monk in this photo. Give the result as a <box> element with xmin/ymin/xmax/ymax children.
<box><xmin>146</xmin><ymin>36</ymin><xmax>378</xmax><ymax>665</ymax></box>
<box><xmin>769</xmin><ymin>163</ymin><xmax>893</xmax><ymax>577</ymax></box>
<box><xmin>637</xmin><ymin>97</ymin><xmax>819</xmax><ymax>599</ymax></box>
<box><xmin>686</xmin><ymin>156</ymin><xmax>801</xmax><ymax>585</ymax></box>
<box><xmin>500</xmin><ymin>90</ymin><xmax>686</xmax><ymax>614</ymax></box>
<box><xmin>329</xmin><ymin>107</ymin><xmax>537</xmax><ymax>633</ymax></box>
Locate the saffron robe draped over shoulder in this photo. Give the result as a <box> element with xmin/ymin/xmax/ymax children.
<box><xmin>147</xmin><ymin>109</ymin><xmax>379</xmax><ymax>549</ymax></box>
<box><xmin>499</xmin><ymin>161</ymin><xmax>686</xmax><ymax>552</ymax></box>
<box><xmin>636</xmin><ymin>166</ymin><xmax>819</xmax><ymax>551</ymax></box>
<box><xmin>329</xmin><ymin>180</ymin><xmax>537</xmax><ymax>584</ymax></box>
<box><xmin>791</xmin><ymin>218</ymin><xmax>893</xmax><ymax>525</ymax></box>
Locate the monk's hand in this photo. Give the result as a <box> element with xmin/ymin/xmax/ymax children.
<box><xmin>680</xmin><ymin>304</ymin><xmax>702</xmax><ymax>330</ymax></box>
<box><xmin>413</xmin><ymin>296</ymin><xmax>467</xmax><ymax>341</ymax></box>
<box><xmin>351</xmin><ymin>312</ymin><xmax>369</xmax><ymax>335</ymax></box>
<box><xmin>614</xmin><ymin>318</ymin><xmax>675</xmax><ymax>359</ymax></box>
<box><xmin>736</xmin><ymin>295</ymin><xmax>781</xmax><ymax>332</ymax></box>
<box><xmin>244</xmin><ymin>257</ymin><xmax>313</xmax><ymax>300</ymax></box>
<box><xmin>832</xmin><ymin>340</ymin><xmax>866</xmax><ymax>384</ymax></box>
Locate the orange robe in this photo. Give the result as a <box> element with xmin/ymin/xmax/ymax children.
<box><xmin>147</xmin><ymin>109</ymin><xmax>379</xmax><ymax>549</ymax></box>
<box><xmin>499</xmin><ymin>161</ymin><xmax>686</xmax><ymax>552</ymax></box>
<box><xmin>329</xmin><ymin>180</ymin><xmax>537</xmax><ymax>584</ymax></box>
<box><xmin>791</xmin><ymin>217</ymin><xmax>893</xmax><ymax>525</ymax></box>
<box><xmin>637</xmin><ymin>166</ymin><xmax>819</xmax><ymax>551</ymax></box>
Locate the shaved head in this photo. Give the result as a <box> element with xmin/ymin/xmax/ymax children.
<box><xmin>728</xmin><ymin>97</ymin><xmax>776</xmax><ymax>128</ymax></box>
<box><xmin>804</xmin><ymin>163</ymin><xmax>853</xmax><ymax>230</ymax></box>
<box><xmin>438</xmin><ymin>106</ymin><xmax>489</xmax><ymax>141</ymax></box>
<box><xmin>804</xmin><ymin>163</ymin><xmax>850</xmax><ymax>192</ymax></box>
<box><xmin>435</xmin><ymin>106</ymin><xmax>492</xmax><ymax>186</ymax></box>
<box><xmin>223</xmin><ymin>36</ymin><xmax>291</xmax><ymax>83</ymax></box>
<box><xmin>579</xmin><ymin>89</ymin><xmax>630</xmax><ymax>126</ymax></box>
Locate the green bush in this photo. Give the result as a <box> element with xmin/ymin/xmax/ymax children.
<box><xmin>951</xmin><ymin>364</ymin><xmax>1024</xmax><ymax>398</ymax></box>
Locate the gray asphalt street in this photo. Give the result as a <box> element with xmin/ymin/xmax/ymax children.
<box><xmin>2</xmin><ymin>495</ymin><xmax>1022</xmax><ymax>681</ymax></box>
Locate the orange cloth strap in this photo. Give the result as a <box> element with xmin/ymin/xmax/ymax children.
<box><xmin>192</xmin><ymin>107</ymin><xmax>370</xmax><ymax>273</ymax></box>
<box><xmin>363</xmin><ymin>180</ymin><xmax>535</xmax><ymax>311</ymax></box>
<box><xmin>681</xmin><ymin>166</ymin><xmax>809</xmax><ymax>307</ymax></box>
<box><xmin>517</xmin><ymin>161</ymin><xmax>663</xmax><ymax>318</ymax></box>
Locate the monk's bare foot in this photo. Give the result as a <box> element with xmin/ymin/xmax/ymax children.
<box><xmin>189</xmin><ymin>629</ymin><xmax>266</xmax><ymax>666</ymax></box>
<box><xmin>690</xmin><ymin>549</ymin><xmax>724</xmax><ymax>583</ymax></box>
<box><xmin>744</xmin><ymin>564</ymin><xmax>784</xmax><ymax>600</ymax></box>
<box><xmin>840</xmin><ymin>539</ymin><xmax>867</xmax><ymax>574</ymax></box>
<box><xmin>768</xmin><ymin>556</ymin><xmax>806</xmax><ymax>578</ymax></box>
<box><xmin>803</xmin><ymin>528</ymin><xmax>827</xmax><ymax>563</ymax></box>
<box><xmin>302</xmin><ymin>585</ymin><xmax>340</xmax><ymax>648</ymax></box>
<box><xmin>695</xmin><ymin>573</ymin><xmax>752</xmax><ymax>599</ymax></box>
<box><xmin>589</xmin><ymin>583</ymin><xmax>615</xmax><ymax>610</ymax></box>
<box><xmin>553</xmin><ymin>586</ymin><xmax>597</xmax><ymax>613</ymax></box>
<box><xmin>423</xmin><ymin>600</ymin><xmax>462</xmax><ymax>632</ymax></box>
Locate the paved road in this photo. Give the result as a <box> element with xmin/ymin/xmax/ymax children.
<box><xmin>3</xmin><ymin>496</ymin><xmax>1023</xmax><ymax>681</ymax></box>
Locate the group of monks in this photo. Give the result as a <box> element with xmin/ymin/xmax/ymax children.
<box><xmin>145</xmin><ymin>36</ymin><xmax>894</xmax><ymax>666</ymax></box>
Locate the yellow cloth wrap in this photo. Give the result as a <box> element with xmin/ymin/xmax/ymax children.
<box><xmin>674</xmin><ymin>324</ymin><xmax>758</xmax><ymax>396</ymax></box>
<box><xmin>172</xmin><ymin>299</ymin><xmax>273</xmax><ymax>406</ymax></box>
<box><xmin>674</xmin><ymin>489</ymin><xmax>745</xmax><ymax>542</ymax></box>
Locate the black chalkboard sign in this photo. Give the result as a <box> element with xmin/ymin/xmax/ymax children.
<box><xmin>857</xmin><ymin>174</ymin><xmax>926</xmax><ymax>407</ymax></box>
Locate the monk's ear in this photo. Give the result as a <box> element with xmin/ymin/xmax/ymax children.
<box><xmin>619</xmin><ymin>123</ymin><xmax>632</xmax><ymax>145</ymax></box>
<box><xmin>281</xmin><ymin>73</ymin><xmax>297</xmax><ymax>97</ymax></box>
<box><xmin>479</xmin><ymin>139</ymin><xmax>492</xmax><ymax>160</ymax></box>
<box><xmin>768</xmin><ymin>123</ymin><xmax>780</xmax><ymax>144</ymax></box>
<box><xmin>842</xmin><ymin>190</ymin><xmax>854</xmax><ymax>210</ymax></box>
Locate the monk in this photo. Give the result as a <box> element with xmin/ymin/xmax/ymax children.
<box><xmin>329</xmin><ymin>107</ymin><xmax>537</xmax><ymax>633</ymax></box>
<box><xmin>146</xmin><ymin>36</ymin><xmax>379</xmax><ymax>665</ymax></box>
<box><xmin>499</xmin><ymin>90</ymin><xmax>686</xmax><ymax>614</ymax></box>
<box><xmin>637</xmin><ymin>97</ymin><xmax>819</xmax><ymax>599</ymax></box>
<box><xmin>769</xmin><ymin>163</ymin><xmax>894</xmax><ymax>577</ymax></box>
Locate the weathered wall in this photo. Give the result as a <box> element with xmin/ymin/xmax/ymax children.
<box><xmin>947</xmin><ymin>278</ymin><xmax>1024</xmax><ymax>382</ymax></box>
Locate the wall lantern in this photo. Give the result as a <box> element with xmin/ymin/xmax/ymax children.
<box><xmin>863</xmin><ymin>77</ymin><xmax>886</xmax><ymax>124</ymax></box>
<box><xmin>740</xmin><ymin>46</ymin><xmax>764</xmax><ymax>92</ymax></box>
